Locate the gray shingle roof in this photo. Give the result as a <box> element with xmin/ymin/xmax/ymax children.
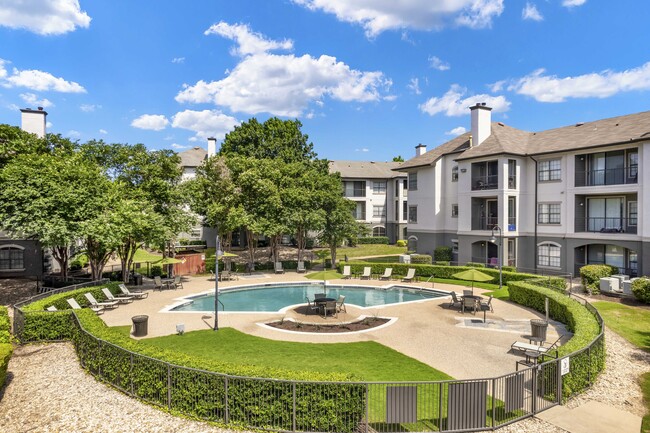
<box><xmin>178</xmin><ymin>147</ymin><xmax>207</xmax><ymax>167</ymax></box>
<box><xmin>396</xmin><ymin>133</ymin><xmax>471</xmax><ymax>170</ymax></box>
<box><xmin>329</xmin><ymin>160</ymin><xmax>406</xmax><ymax>178</ymax></box>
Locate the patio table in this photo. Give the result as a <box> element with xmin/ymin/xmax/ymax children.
<box><xmin>314</xmin><ymin>297</ymin><xmax>336</xmax><ymax>316</ymax></box>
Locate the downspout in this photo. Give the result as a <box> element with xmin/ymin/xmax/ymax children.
<box><xmin>530</xmin><ymin>156</ymin><xmax>539</xmax><ymax>272</ymax></box>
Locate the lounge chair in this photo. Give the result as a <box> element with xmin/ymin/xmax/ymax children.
<box><xmin>119</xmin><ymin>283</ymin><xmax>148</xmax><ymax>299</ymax></box>
<box><xmin>67</xmin><ymin>297</ymin><xmax>104</xmax><ymax>315</ymax></box>
<box><xmin>336</xmin><ymin>295</ymin><xmax>346</xmax><ymax>313</ymax></box>
<box><xmin>305</xmin><ymin>297</ymin><xmax>320</xmax><ymax>315</ymax></box>
<box><xmin>208</xmin><ymin>270</ymin><xmax>216</xmax><ymax>281</ymax></box>
<box><xmin>173</xmin><ymin>275</ymin><xmax>184</xmax><ymax>289</ymax></box>
<box><xmin>322</xmin><ymin>300</ymin><xmax>337</xmax><ymax>318</ymax></box>
<box><xmin>46</xmin><ymin>306</ymin><xmax>58</xmax><ymax>312</ymax></box>
<box><xmin>275</xmin><ymin>262</ymin><xmax>285</xmax><ymax>274</ymax></box>
<box><xmin>402</xmin><ymin>268</ymin><xmax>416</xmax><ymax>282</ymax></box>
<box><xmin>511</xmin><ymin>336</ymin><xmax>562</xmax><ymax>359</ymax></box>
<box><xmin>379</xmin><ymin>268</ymin><xmax>393</xmax><ymax>280</ymax></box>
<box><xmin>342</xmin><ymin>265</ymin><xmax>352</xmax><ymax>279</ymax></box>
<box><xmin>84</xmin><ymin>293</ymin><xmax>119</xmax><ymax>309</ymax></box>
<box><xmin>296</xmin><ymin>261</ymin><xmax>306</xmax><ymax>273</ymax></box>
<box><xmin>448</xmin><ymin>291</ymin><xmax>462</xmax><ymax>309</ymax></box>
<box><xmin>360</xmin><ymin>267</ymin><xmax>372</xmax><ymax>280</ymax></box>
<box><xmin>102</xmin><ymin>288</ymin><xmax>133</xmax><ymax>304</ymax></box>
<box><xmin>461</xmin><ymin>296</ymin><xmax>477</xmax><ymax>314</ymax></box>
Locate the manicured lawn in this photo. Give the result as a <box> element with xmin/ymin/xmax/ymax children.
<box><xmin>333</xmin><ymin>244</ymin><xmax>407</xmax><ymax>258</ymax></box>
<box><xmin>362</xmin><ymin>255</ymin><xmax>402</xmax><ymax>263</ymax></box>
<box><xmin>304</xmin><ymin>270</ymin><xmax>343</xmax><ymax>280</ymax></box>
<box><xmin>134</xmin><ymin>328</ymin><xmax>453</xmax><ymax>382</ymax></box>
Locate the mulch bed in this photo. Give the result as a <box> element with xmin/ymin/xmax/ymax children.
<box><xmin>267</xmin><ymin>317</ymin><xmax>390</xmax><ymax>333</ymax></box>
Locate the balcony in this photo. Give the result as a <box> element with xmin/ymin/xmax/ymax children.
<box><xmin>575</xmin><ymin>167</ymin><xmax>637</xmax><ymax>187</ymax></box>
<box><xmin>472</xmin><ymin>216</ymin><xmax>499</xmax><ymax>231</ymax></box>
<box><xmin>471</xmin><ymin>175</ymin><xmax>498</xmax><ymax>190</ymax></box>
<box><xmin>574</xmin><ymin>217</ymin><xmax>637</xmax><ymax>235</ymax></box>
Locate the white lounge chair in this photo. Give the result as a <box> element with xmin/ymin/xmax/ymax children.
<box><xmin>342</xmin><ymin>265</ymin><xmax>352</xmax><ymax>279</ymax></box>
<box><xmin>102</xmin><ymin>288</ymin><xmax>133</xmax><ymax>304</ymax></box>
<box><xmin>296</xmin><ymin>261</ymin><xmax>306</xmax><ymax>273</ymax></box>
<box><xmin>67</xmin><ymin>297</ymin><xmax>104</xmax><ymax>315</ymax></box>
<box><xmin>402</xmin><ymin>268</ymin><xmax>416</xmax><ymax>282</ymax></box>
<box><xmin>336</xmin><ymin>295</ymin><xmax>346</xmax><ymax>313</ymax></box>
<box><xmin>379</xmin><ymin>268</ymin><xmax>393</xmax><ymax>280</ymax></box>
<box><xmin>275</xmin><ymin>262</ymin><xmax>285</xmax><ymax>274</ymax></box>
<box><xmin>119</xmin><ymin>283</ymin><xmax>148</xmax><ymax>299</ymax></box>
<box><xmin>511</xmin><ymin>336</ymin><xmax>562</xmax><ymax>358</ymax></box>
<box><xmin>46</xmin><ymin>306</ymin><xmax>58</xmax><ymax>312</ymax></box>
<box><xmin>360</xmin><ymin>267</ymin><xmax>372</xmax><ymax>280</ymax></box>
<box><xmin>84</xmin><ymin>292</ymin><xmax>119</xmax><ymax>309</ymax></box>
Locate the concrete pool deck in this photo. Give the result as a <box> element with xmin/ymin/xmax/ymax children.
<box><xmin>100</xmin><ymin>272</ymin><xmax>570</xmax><ymax>380</ymax></box>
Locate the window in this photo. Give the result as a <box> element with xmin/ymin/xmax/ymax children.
<box><xmin>372</xmin><ymin>181</ymin><xmax>386</xmax><ymax>194</ymax></box>
<box><xmin>451</xmin><ymin>166</ymin><xmax>458</xmax><ymax>182</ymax></box>
<box><xmin>451</xmin><ymin>204</ymin><xmax>458</xmax><ymax>218</ymax></box>
<box><xmin>0</xmin><ymin>246</ymin><xmax>24</xmax><ymax>270</ymax></box>
<box><xmin>408</xmin><ymin>172</ymin><xmax>417</xmax><ymax>191</ymax></box>
<box><xmin>538</xmin><ymin>243</ymin><xmax>561</xmax><ymax>268</ymax></box>
<box><xmin>403</xmin><ymin>179</ymin><xmax>408</xmax><ymax>196</ymax></box>
<box><xmin>395</xmin><ymin>180</ymin><xmax>400</xmax><ymax>197</ymax></box>
<box><xmin>538</xmin><ymin>203</ymin><xmax>561</xmax><ymax>224</ymax></box>
<box><xmin>395</xmin><ymin>200</ymin><xmax>399</xmax><ymax>221</ymax></box>
<box><xmin>372</xmin><ymin>226</ymin><xmax>386</xmax><ymax>237</ymax></box>
<box><xmin>508</xmin><ymin>159</ymin><xmax>517</xmax><ymax>189</ymax></box>
<box><xmin>451</xmin><ymin>240</ymin><xmax>459</xmax><ymax>255</ymax></box>
<box><xmin>628</xmin><ymin>201</ymin><xmax>638</xmax><ymax>226</ymax></box>
<box><xmin>402</xmin><ymin>201</ymin><xmax>407</xmax><ymax>221</ymax></box>
<box><xmin>372</xmin><ymin>205</ymin><xmax>386</xmax><ymax>218</ymax></box>
<box><xmin>352</xmin><ymin>202</ymin><xmax>366</xmax><ymax>220</ymax></box>
<box><xmin>587</xmin><ymin>197</ymin><xmax>623</xmax><ymax>231</ymax></box>
<box><xmin>538</xmin><ymin>159</ymin><xmax>561</xmax><ymax>182</ymax></box>
<box><xmin>628</xmin><ymin>150</ymin><xmax>639</xmax><ymax>178</ymax></box>
<box><xmin>408</xmin><ymin>206</ymin><xmax>418</xmax><ymax>223</ymax></box>
<box><xmin>344</xmin><ymin>181</ymin><xmax>366</xmax><ymax>197</ymax></box>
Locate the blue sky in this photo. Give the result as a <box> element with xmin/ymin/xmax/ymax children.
<box><xmin>1</xmin><ymin>0</ymin><xmax>649</xmax><ymax>162</ymax></box>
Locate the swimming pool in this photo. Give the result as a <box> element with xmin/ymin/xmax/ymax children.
<box><xmin>170</xmin><ymin>282</ymin><xmax>446</xmax><ymax>312</ymax></box>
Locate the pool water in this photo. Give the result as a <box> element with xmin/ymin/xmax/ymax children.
<box><xmin>171</xmin><ymin>283</ymin><xmax>446</xmax><ymax>312</ymax></box>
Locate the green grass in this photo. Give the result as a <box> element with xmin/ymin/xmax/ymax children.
<box><xmin>304</xmin><ymin>270</ymin><xmax>343</xmax><ymax>280</ymax></box>
<box><xmin>333</xmin><ymin>244</ymin><xmax>408</xmax><ymax>258</ymax></box>
<box><xmin>593</xmin><ymin>301</ymin><xmax>650</xmax><ymax>431</ymax></box>
<box><xmin>132</xmin><ymin>328</ymin><xmax>452</xmax><ymax>382</ymax></box>
<box><xmin>362</xmin><ymin>255</ymin><xmax>402</xmax><ymax>263</ymax></box>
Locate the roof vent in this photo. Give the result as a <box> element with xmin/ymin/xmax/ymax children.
<box><xmin>497</xmin><ymin>122</ymin><xmax>504</xmax><ymax>126</ymax></box>
<box><xmin>575</xmin><ymin>122</ymin><xmax>584</xmax><ymax>127</ymax></box>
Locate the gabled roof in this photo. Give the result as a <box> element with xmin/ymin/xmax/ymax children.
<box><xmin>329</xmin><ymin>160</ymin><xmax>406</xmax><ymax>179</ymax></box>
<box><xmin>454</xmin><ymin>122</ymin><xmax>530</xmax><ymax>161</ymax></box>
<box><xmin>396</xmin><ymin>133</ymin><xmax>471</xmax><ymax>170</ymax></box>
<box><xmin>178</xmin><ymin>147</ymin><xmax>207</xmax><ymax>167</ymax></box>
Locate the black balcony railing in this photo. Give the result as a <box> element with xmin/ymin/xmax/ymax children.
<box><xmin>471</xmin><ymin>175</ymin><xmax>498</xmax><ymax>190</ymax></box>
<box><xmin>574</xmin><ymin>217</ymin><xmax>637</xmax><ymax>234</ymax></box>
<box><xmin>472</xmin><ymin>216</ymin><xmax>499</xmax><ymax>230</ymax></box>
<box><xmin>575</xmin><ymin>167</ymin><xmax>637</xmax><ymax>187</ymax></box>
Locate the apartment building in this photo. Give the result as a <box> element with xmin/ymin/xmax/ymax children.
<box><xmin>398</xmin><ymin>104</ymin><xmax>649</xmax><ymax>277</ymax></box>
<box><xmin>329</xmin><ymin>161</ymin><xmax>408</xmax><ymax>244</ymax></box>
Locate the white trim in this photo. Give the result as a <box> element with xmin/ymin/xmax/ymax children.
<box><xmin>0</xmin><ymin>244</ymin><xmax>26</xmax><ymax>250</ymax></box>
<box><xmin>537</xmin><ymin>241</ymin><xmax>562</xmax><ymax>248</ymax></box>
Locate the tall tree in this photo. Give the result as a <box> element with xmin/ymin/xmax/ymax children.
<box><xmin>0</xmin><ymin>124</ymin><xmax>49</xmax><ymax>168</ymax></box>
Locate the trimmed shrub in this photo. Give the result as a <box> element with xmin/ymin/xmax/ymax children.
<box><xmin>435</xmin><ymin>261</ymin><xmax>450</xmax><ymax>266</ymax></box>
<box><xmin>0</xmin><ymin>306</ymin><xmax>13</xmax><ymax>389</ymax></box>
<box><xmin>356</xmin><ymin>236</ymin><xmax>389</xmax><ymax>245</ymax></box>
<box><xmin>150</xmin><ymin>265</ymin><xmax>163</xmax><ymax>277</ymax></box>
<box><xmin>411</xmin><ymin>254</ymin><xmax>432</xmax><ymax>265</ymax></box>
<box><xmin>579</xmin><ymin>264</ymin><xmax>615</xmax><ymax>294</ymax></box>
<box><xmin>396</xmin><ymin>240</ymin><xmax>407</xmax><ymax>247</ymax></box>
<box><xmin>508</xmin><ymin>281</ymin><xmax>604</xmax><ymax>400</ymax></box>
<box><xmin>465</xmin><ymin>262</ymin><xmax>486</xmax><ymax>268</ymax></box>
<box><xmin>188</xmin><ymin>240</ymin><xmax>206</xmax><ymax>246</ymax></box>
<box><xmin>433</xmin><ymin>246</ymin><xmax>453</xmax><ymax>262</ymax></box>
<box><xmin>502</xmin><ymin>266</ymin><xmax>516</xmax><ymax>273</ymax></box>
<box><xmin>631</xmin><ymin>277</ymin><xmax>650</xmax><ymax>304</ymax></box>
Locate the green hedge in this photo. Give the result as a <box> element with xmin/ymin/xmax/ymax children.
<box><xmin>433</xmin><ymin>246</ymin><xmax>453</xmax><ymax>262</ymax></box>
<box><xmin>356</xmin><ymin>236</ymin><xmax>389</xmax><ymax>245</ymax></box>
<box><xmin>579</xmin><ymin>264</ymin><xmax>617</xmax><ymax>294</ymax></box>
<box><xmin>631</xmin><ymin>277</ymin><xmax>650</xmax><ymax>303</ymax></box>
<box><xmin>411</xmin><ymin>254</ymin><xmax>432</xmax><ymax>265</ymax></box>
<box><xmin>204</xmin><ymin>258</ymin><xmax>312</xmax><ymax>274</ymax></box>
<box><xmin>0</xmin><ymin>306</ymin><xmax>12</xmax><ymax>389</ymax></box>
<box><xmin>71</xmin><ymin>310</ymin><xmax>364</xmax><ymax>432</ymax></box>
<box><xmin>508</xmin><ymin>281</ymin><xmax>604</xmax><ymax>401</ymax></box>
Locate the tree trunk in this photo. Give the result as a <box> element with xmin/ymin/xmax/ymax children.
<box><xmin>329</xmin><ymin>244</ymin><xmax>337</xmax><ymax>270</ymax></box>
<box><xmin>245</xmin><ymin>230</ymin><xmax>256</xmax><ymax>272</ymax></box>
<box><xmin>296</xmin><ymin>228</ymin><xmax>306</xmax><ymax>263</ymax></box>
<box><xmin>51</xmin><ymin>246</ymin><xmax>69</xmax><ymax>281</ymax></box>
<box><xmin>86</xmin><ymin>237</ymin><xmax>113</xmax><ymax>281</ymax></box>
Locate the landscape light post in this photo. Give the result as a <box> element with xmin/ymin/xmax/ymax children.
<box><xmin>214</xmin><ymin>234</ymin><xmax>222</xmax><ymax>331</ymax></box>
<box><xmin>490</xmin><ymin>225</ymin><xmax>503</xmax><ymax>290</ymax></box>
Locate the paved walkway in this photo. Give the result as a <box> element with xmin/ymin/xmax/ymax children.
<box><xmin>536</xmin><ymin>401</ymin><xmax>642</xmax><ymax>433</ymax></box>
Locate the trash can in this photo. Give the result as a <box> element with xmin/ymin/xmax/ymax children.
<box><xmin>133</xmin><ymin>273</ymin><xmax>143</xmax><ymax>286</ymax></box>
<box><xmin>530</xmin><ymin>319</ymin><xmax>548</xmax><ymax>343</ymax></box>
<box><xmin>132</xmin><ymin>315</ymin><xmax>148</xmax><ymax>337</ymax></box>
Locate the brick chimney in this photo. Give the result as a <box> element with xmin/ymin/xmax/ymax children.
<box><xmin>470</xmin><ymin>103</ymin><xmax>491</xmax><ymax>147</ymax></box>
<box><xmin>20</xmin><ymin>107</ymin><xmax>47</xmax><ymax>138</ymax></box>
<box><xmin>415</xmin><ymin>143</ymin><xmax>427</xmax><ymax>157</ymax></box>
<box><xmin>207</xmin><ymin>137</ymin><xmax>217</xmax><ymax>157</ymax></box>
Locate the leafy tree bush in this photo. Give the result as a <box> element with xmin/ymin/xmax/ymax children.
<box><xmin>433</xmin><ymin>246</ymin><xmax>453</xmax><ymax>262</ymax></box>
<box><xmin>411</xmin><ymin>254</ymin><xmax>432</xmax><ymax>265</ymax></box>
<box><xmin>396</xmin><ymin>240</ymin><xmax>407</xmax><ymax>247</ymax></box>
<box><xmin>579</xmin><ymin>264</ymin><xmax>616</xmax><ymax>294</ymax></box>
<box><xmin>631</xmin><ymin>277</ymin><xmax>650</xmax><ymax>303</ymax></box>
<box><xmin>356</xmin><ymin>236</ymin><xmax>389</xmax><ymax>245</ymax></box>
<box><xmin>0</xmin><ymin>306</ymin><xmax>13</xmax><ymax>388</ymax></box>
<box><xmin>465</xmin><ymin>262</ymin><xmax>486</xmax><ymax>268</ymax></box>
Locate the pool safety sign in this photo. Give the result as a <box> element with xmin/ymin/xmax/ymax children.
<box><xmin>560</xmin><ymin>357</ymin><xmax>570</xmax><ymax>376</ymax></box>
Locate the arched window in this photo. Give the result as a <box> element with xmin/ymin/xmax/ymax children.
<box><xmin>372</xmin><ymin>226</ymin><xmax>386</xmax><ymax>237</ymax></box>
<box><xmin>0</xmin><ymin>245</ymin><xmax>25</xmax><ymax>270</ymax></box>
<box><xmin>537</xmin><ymin>242</ymin><xmax>561</xmax><ymax>268</ymax></box>
<box><xmin>407</xmin><ymin>235</ymin><xmax>418</xmax><ymax>252</ymax></box>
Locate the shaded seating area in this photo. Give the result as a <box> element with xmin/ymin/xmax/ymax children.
<box><xmin>153</xmin><ymin>276</ymin><xmax>172</xmax><ymax>290</ymax></box>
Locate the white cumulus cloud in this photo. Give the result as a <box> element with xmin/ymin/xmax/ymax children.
<box><xmin>429</xmin><ymin>56</ymin><xmax>450</xmax><ymax>71</ymax></box>
<box><xmin>171</xmin><ymin>57</ymin><xmax>185</xmax><ymax>64</ymax></box>
<box><xmin>0</xmin><ymin>59</ymin><xmax>86</xmax><ymax>92</ymax></box>
<box><xmin>20</xmin><ymin>92</ymin><xmax>53</xmax><ymax>108</ymax></box>
<box><xmin>204</xmin><ymin>22</ymin><xmax>293</xmax><ymax>56</ymax></box>
<box><xmin>99</xmin><ymin>129</ymin><xmax>107</xmax><ymax>134</ymax></box>
<box><xmin>522</xmin><ymin>3</ymin><xmax>543</xmax><ymax>21</ymax></box>
<box><xmin>80</xmin><ymin>104</ymin><xmax>101</xmax><ymax>112</ymax></box>
<box><xmin>0</xmin><ymin>0</ymin><xmax>91</xmax><ymax>35</ymax></box>
<box><xmin>131</xmin><ymin>114</ymin><xmax>169</xmax><ymax>131</ymax></box>
<box><xmin>171</xmin><ymin>109</ymin><xmax>239</xmax><ymax>140</ymax></box>
<box><xmin>177</xmin><ymin>23</ymin><xmax>391</xmax><ymax>116</ymax></box>
<box><xmin>446</xmin><ymin>126</ymin><xmax>467</xmax><ymax>136</ymax></box>
<box><xmin>292</xmin><ymin>0</ymin><xmax>504</xmax><ymax>36</ymax></box>
<box><xmin>562</xmin><ymin>0</ymin><xmax>586</xmax><ymax>7</ymax></box>
<box><xmin>508</xmin><ymin>63</ymin><xmax>650</xmax><ymax>102</ymax></box>
<box><xmin>419</xmin><ymin>84</ymin><xmax>510</xmax><ymax>116</ymax></box>
<box><xmin>171</xmin><ymin>143</ymin><xmax>190</xmax><ymax>149</ymax></box>
<box><xmin>408</xmin><ymin>78</ymin><xmax>421</xmax><ymax>95</ymax></box>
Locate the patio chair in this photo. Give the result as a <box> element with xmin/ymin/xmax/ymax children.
<box><xmin>336</xmin><ymin>295</ymin><xmax>346</xmax><ymax>313</ymax></box>
<box><xmin>296</xmin><ymin>261</ymin><xmax>306</xmax><ymax>273</ymax></box>
<box><xmin>480</xmin><ymin>295</ymin><xmax>494</xmax><ymax>313</ymax></box>
<box><xmin>401</xmin><ymin>268</ymin><xmax>416</xmax><ymax>282</ymax></box>
<box><xmin>173</xmin><ymin>275</ymin><xmax>184</xmax><ymax>289</ymax></box>
<box><xmin>67</xmin><ymin>297</ymin><xmax>104</xmax><ymax>315</ymax></box>
<box><xmin>119</xmin><ymin>283</ymin><xmax>148</xmax><ymax>299</ymax></box>
<box><xmin>360</xmin><ymin>267</ymin><xmax>372</xmax><ymax>280</ymax></box>
<box><xmin>275</xmin><ymin>262</ymin><xmax>285</xmax><ymax>274</ymax></box>
<box><xmin>322</xmin><ymin>300</ymin><xmax>337</xmax><ymax>318</ymax></box>
<box><xmin>461</xmin><ymin>296</ymin><xmax>477</xmax><ymax>314</ymax></box>
<box><xmin>379</xmin><ymin>268</ymin><xmax>393</xmax><ymax>280</ymax></box>
<box><xmin>314</xmin><ymin>293</ymin><xmax>326</xmax><ymax>300</ymax></box>
<box><xmin>463</xmin><ymin>289</ymin><xmax>473</xmax><ymax>297</ymax></box>
<box><xmin>102</xmin><ymin>287</ymin><xmax>133</xmax><ymax>304</ymax></box>
<box><xmin>511</xmin><ymin>335</ymin><xmax>562</xmax><ymax>359</ymax></box>
<box><xmin>448</xmin><ymin>291</ymin><xmax>462</xmax><ymax>310</ymax></box>
<box><xmin>84</xmin><ymin>292</ymin><xmax>119</xmax><ymax>310</ymax></box>
<box><xmin>305</xmin><ymin>297</ymin><xmax>320</xmax><ymax>315</ymax></box>
<box><xmin>342</xmin><ymin>265</ymin><xmax>352</xmax><ymax>279</ymax></box>
<box><xmin>46</xmin><ymin>306</ymin><xmax>58</xmax><ymax>312</ymax></box>
<box><xmin>154</xmin><ymin>276</ymin><xmax>171</xmax><ymax>290</ymax></box>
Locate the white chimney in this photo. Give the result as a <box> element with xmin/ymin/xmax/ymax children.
<box><xmin>207</xmin><ymin>137</ymin><xmax>217</xmax><ymax>157</ymax></box>
<box><xmin>470</xmin><ymin>103</ymin><xmax>492</xmax><ymax>147</ymax></box>
<box><xmin>20</xmin><ymin>107</ymin><xmax>47</xmax><ymax>138</ymax></box>
<box><xmin>415</xmin><ymin>143</ymin><xmax>427</xmax><ymax>157</ymax></box>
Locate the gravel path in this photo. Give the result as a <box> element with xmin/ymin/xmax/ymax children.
<box><xmin>0</xmin><ymin>327</ymin><xmax>647</xmax><ymax>433</ymax></box>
